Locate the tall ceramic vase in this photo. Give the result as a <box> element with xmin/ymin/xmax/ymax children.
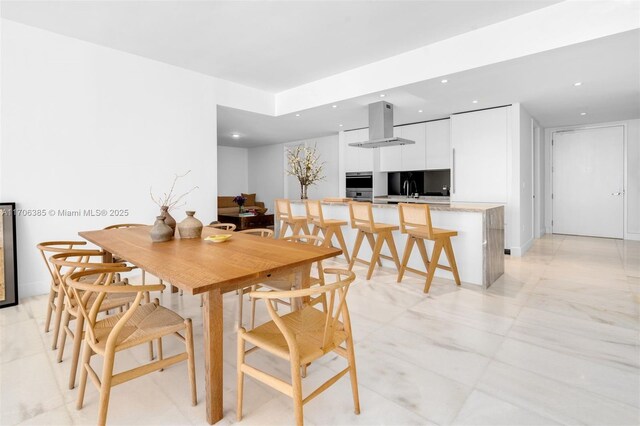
<box><xmin>150</xmin><ymin>216</ymin><xmax>174</xmax><ymax>242</ymax></box>
<box><xmin>160</xmin><ymin>206</ymin><xmax>176</xmax><ymax>231</ymax></box>
<box><xmin>178</xmin><ymin>211</ymin><xmax>203</xmax><ymax>239</ymax></box>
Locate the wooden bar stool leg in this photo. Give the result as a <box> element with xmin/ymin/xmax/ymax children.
<box><xmin>443</xmin><ymin>238</ymin><xmax>461</xmax><ymax>285</ymax></box>
<box><xmin>424</xmin><ymin>240</ymin><xmax>444</xmax><ymax>293</ymax></box>
<box><xmin>415</xmin><ymin>238</ymin><xmax>430</xmax><ymax>270</ymax></box>
<box><xmin>349</xmin><ymin>231</ymin><xmax>365</xmax><ymax>271</ymax></box>
<box><xmin>322</xmin><ymin>227</ymin><xmax>334</xmax><ymax>248</ymax></box>
<box><xmin>291</xmin><ymin>222</ymin><xmax>302</xmax><ymax>237</ymax></box>
<box><xmin>365</xmin><ymin>233</ymin><xmax>382</xmax><ymax>266</ymax></box>
<box><xmin>397</xmin><ymin>236</ymin><xmax>415</xmax><ymax>283</ymax></box>
<box><xmin>301</xmin><ymin>222</ymin><xmax>311</xmax><ymax>236</ymax></box>
<box><xmin>384</xmin><ymin>232</ymin><xmax>401</xmax><ymax>270</ymax></box>
<box><xmin>334</xmin><ymin>227</ymin><xmax>351</xmax><ymax>264</ymax></box>
<box><xmin>311</xmin><ymin>225</ymin><xmax>321</xmax><ymax>237</ymax></box>
<box><xmin>278</xmin><ymin>222</ymin><xmax>289</xmax><ymax>238</ymax></box>
<box><xmin>367</xmin><ymin>234</ymin><xmax>385</xmax><ymax>280</ymax></box>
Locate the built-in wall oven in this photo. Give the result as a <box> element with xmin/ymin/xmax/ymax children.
<box><xmin>346</xmin><ymin>172</ymin><xmax>373</xmax><ymax>202</ymax></box>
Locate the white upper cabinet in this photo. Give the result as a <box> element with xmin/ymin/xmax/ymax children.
<box><xmin>342</xmin><ymin>128</ymin><xmax>373</xmax><ymax>173</ymax></box>
<box><xmin>450</xmin><ymin>107</ymin><xmax>509</xmax><ymax>203</ymax></box>
<box><xmin>379</xmin><ymin>126</ymin><xmax>403</xmax><ymax>172</ymax></box>
<box><xmin>425</xmin><ymin>119</ymin><xmax>450</xmax><ymax>170</ymax></box>
<box><xmin>400</xmin><ymin>123</ymin><xmax>427</xmax><ymax>171</ymax></box>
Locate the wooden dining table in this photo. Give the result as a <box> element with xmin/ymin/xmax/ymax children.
<box><xmin>78</xmin><ymin>226</ymin><xmax>341</xmax><ymax>424</ymax></box>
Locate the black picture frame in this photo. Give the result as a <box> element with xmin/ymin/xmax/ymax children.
<box><xmin>0</xmin><ymin>202</ymin><xmax>18</xmax><ymax>309</ymax></box>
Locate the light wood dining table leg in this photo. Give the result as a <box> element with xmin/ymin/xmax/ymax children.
<box><xmin>203</xmin><ymin>289</ymin><xmax>224</xmax><ymax>424</ymax></box>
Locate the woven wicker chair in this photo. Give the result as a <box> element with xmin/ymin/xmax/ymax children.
<box><xmin>49</xmin><ymin>251</ymin><xmax>141</xmax><ymax>389</ymax></box>
<box><xmin>37</xmin><ymin>241</ymin><xmax>89</xmax><ymax>349</ymax></box>
<box><xmin>238</xmin><ymin>228</ymin><xmax>273</xmax><ymax>237</ymax></box>
<box><xmin>68</xmin><ymin>266</ymin><xmax>197</xmax><ymax>426</ymax></box>
<box><xmin>237</xmin><ymin>269</ymin><xmax>359</xmax><ymax>426</ymax></box>
<box><xmin>207</xmin><ymin>223</ymin><xmax>237</xmax><ymax>231</ymax></box>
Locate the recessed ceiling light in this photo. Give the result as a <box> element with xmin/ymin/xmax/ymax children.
<box><xmin>231</xmin><ymin>133</ymin><xmax>240</xmax><ymax>138</ymax></box>
<box><xmin>580</xmin><ymin>112</ymin><xmax>587</xmax><ymax>116</ymax></box>
<box><xmin>574</xmin><ymin>82</ymin><xmax>582</xmax><ymax>86</ymax></box>
<box><xmin>418</xmin><ymin>109</ymin><xmax>423</xmax><ymax>113</ymax></box>
<box><xmin>332</xmin><ymin>104</ymin><xmax>338</xmax><ymax>108</ymax></box>
<box><xmin>339</xmin><ymin>124</ymin><xmax>343</xmax><ymax>127</ymax></box>
<box><xmin>441</xmin><ymin>79</ymin><xmax>448</xmax><ymax>84</ymax></box>
<box><xmin>295</xmin><ymin>113</ymin><xmax>300</xmax><ymax>117</ymax></box>
<box><xmin>379</xmin><ymin>94</ymin><xmax>386</xmax><ymax>98</ymax></box>
<box><xmin>472</xmin><ymin>100</ymin><xmax>478</xmax><ymax>104</ymax></box>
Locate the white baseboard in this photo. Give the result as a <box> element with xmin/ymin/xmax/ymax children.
<box><xmin>510</xmin><ymin>237</ymin><xmax>534</xmax><ymax>257</ymax></box>
<box><xmin>625</xmin><ymin>233</ymin><xmax>640</xmax><ymax>241</ymax></box>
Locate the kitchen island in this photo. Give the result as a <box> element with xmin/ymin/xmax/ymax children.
<box><xmin>290</xmin><ymin>199</ymin><xmax>504</xmax><ymax>287</ymax></box>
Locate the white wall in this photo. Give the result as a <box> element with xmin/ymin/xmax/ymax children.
<box><xmin>247</xmin><ymin>144</ymin><xmax>285</xmax><ymax>213</ymax></box>
<box><xmin>248</xmin><ymin>134</ymin><xmax>339</xmax><ymax>212</ymax></box>
<box><xmin>544</xmin><ymin>119</ymin><xmax>640</xmax><ymax>240</ymax></box>
<box><xmin>217</xmin><ymin>146</ymin><xmax>249</xmax><ymax>196</ymax></box>
<box><xmin>0</xmin><ymin>20</ymin><xmax>272</xmax><ymax>297</ymax></box>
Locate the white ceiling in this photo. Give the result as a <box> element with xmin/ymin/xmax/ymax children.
<box><xmin>218</xmin><ymin>29</ymin><xmax>640</xmax><ymax>147</ymax></box>
<box><xmin>1</xmin><ymin>0</ymin><xmax>560</xmax><ymax>92</ymax></box>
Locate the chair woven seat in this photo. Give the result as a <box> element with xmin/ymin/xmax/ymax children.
<box><xmin>243</xmin><ymin>305</ymin><xmax>347</xmax><ymax>365</ymax></box>
<box><xmin>92</xmin><ymin>303</ymin><xmax>186</xmax><ymax>354</ymax></box>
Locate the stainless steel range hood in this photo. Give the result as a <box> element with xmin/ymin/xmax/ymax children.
<box><xmin>348</xmin><ymin>101</ymin><xmax>415</xmax><ymax>148</ymax></box>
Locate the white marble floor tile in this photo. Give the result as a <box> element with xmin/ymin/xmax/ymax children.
<box><xmin>0</xmin><ymin>353</ymin><xmax>66</xmax><ymax>425</ymax></box>
<box><xmin>15</xmin><ymin>404</ymin><xmax>72</xmax><ymax>426</ymax></box>
<box><xmin>362</xmin><ymin>325</ymin><xmax>493</xmax><ymax>387</ymax></box>
<box><xmin>0</xmin><ymin>319</ymin><xmax>46</xmax><ymax>365</ymax></box>
<box><xmin>476</xmin><ymin>361</ymin><xmax>640</xmax><ymax>425</ymax></box>
<box><xmin>451</xmin><ymin>390</ymin><xmax>560</xmax><ymax>425</ymax></box>
<box><xmin>494</xmin><ymin>338</ymin><xmax>640</xmax><ymax>408</ymax></box>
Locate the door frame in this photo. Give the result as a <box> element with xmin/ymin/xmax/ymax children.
<box><xmin>550</xmin><ymin>123</ymin><xmax>627</xmax><ymax>238</ymax></box>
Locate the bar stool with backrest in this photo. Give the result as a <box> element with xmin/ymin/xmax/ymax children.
<box><xmin>305</xmin><ymin>200</ymin><xmax>351</xmax><ymax>263</ymax></box>
<box><xmin>275</xmin><ymin>199</ymin><xmax>310</xmax><ymax>238</ymax></box>
<box><xmin>37</xmin><ymin>240</ymin><xmax>89</xmax><ymax>350</ymax></box>
<box><xmin>397</xmin><ymin>203</ymin><xmax>461</xmax><ymax>292</ymax></box>
<box><xmin>348</xmin><ymin>202</ymin><xmax>401</xmax><ymax>280</ymax></box>
<box><xmin>69</xmin><ymin>266</ymin><xmax>197</xmax><ymax>425</ymax></box>
<box><xmin>237</xmin><ymin>269</ymin><xmax>359</xmax><ymax>426</ymax></box>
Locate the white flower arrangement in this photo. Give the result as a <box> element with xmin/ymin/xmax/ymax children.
<box><xmin>286</xmin><ymin>144</ymin><xmax>325</xmax><ymax>199</ymax></box>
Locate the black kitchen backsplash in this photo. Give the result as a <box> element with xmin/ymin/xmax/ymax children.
<box><xmin>388</xmin><ymin>170</ymin><xmax>450</xmax><ymax>196</ymax></box>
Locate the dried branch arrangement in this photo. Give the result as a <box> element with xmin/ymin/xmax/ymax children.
<box><xmin>150</xmin><ymin>170</ymin><xmax>199</xmax><ymax>211</ymax></box>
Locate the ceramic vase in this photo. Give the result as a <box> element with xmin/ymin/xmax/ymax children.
<box><xmin>178</xmin><ymin>211</ymin><xmax>203</xmax><ymax>239</ymax></box>
<box><xmin>160</xmin><ymin>206</ymin><xmax>177</xmax><ymax>231</ymax></box>
<box><xmin>150</xmin><ymin>215</ymin><xmax>174</xmax><ymax>242</ymax></box>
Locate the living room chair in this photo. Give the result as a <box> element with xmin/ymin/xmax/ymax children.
<box><xmin>397</xmin><ymin>203</ymin><xmax>461</xmax><ymax>292</ymax></box>
<box><xmin>68</xmin><ymin>266</ymin><xmax>197</xmax><ymax>426</ymax></box>
<box><xmin>348</xmin><ymin>202</ymin><xmax>401</xmax><ymax>280</ymax></box>
<box><xmin>275</xmin><ymin>199</ymin><xmax>310</xmax><ymax>238</ymax></box>
<box><xmin>237</xmin><ymin>269</ymin><xmax>359</xmax><ymax>426</ymax></box>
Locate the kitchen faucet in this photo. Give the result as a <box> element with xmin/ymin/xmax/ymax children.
<box><xmin>402</xmin><ymin>179</ymin><xmax>417</xmax><ymax>197</ymax></box>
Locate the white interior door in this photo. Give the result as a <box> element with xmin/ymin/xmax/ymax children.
<box><xmin>552</xmin><ymin>126</ymin><xmax>624</xmax><ymax>238</ymax></box>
